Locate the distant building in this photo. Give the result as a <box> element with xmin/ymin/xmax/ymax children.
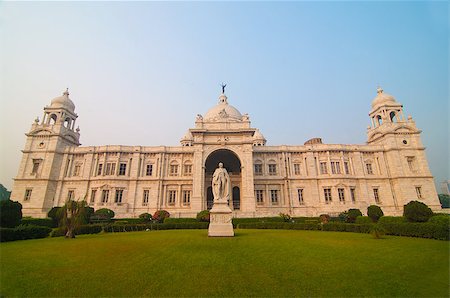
<box><xmin>440</xmin><ymin>181</ymin><xmax>450</xmax><ymax>195</ymax></box>
<box><xmin>10</xmin><ymin>87</ymin><xmax>441</xmax><ymax>218</ymax></box>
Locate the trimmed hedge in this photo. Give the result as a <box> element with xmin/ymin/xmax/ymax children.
<box><xmin>1</xmin><ymin>225</ymin><xmax>52</xmax><ymax>242</ymax></box>
<box><xmin>237</xmin><ymin>222</ymin><xmax>320</xmax><ymax>230</ymax></box>
<box><xmin>379</xmin><ymin>222</ymin><xmax>449</xmax><ymax>241</ymax></box>
<box><xmin>51</xmin><ymin>224</ymin><xmax>103</xmax><ymax>237</ymax></box>
<box><xmin>378</xmin><ymin>216</ymin><xmax>407</xmax><ymax>224</ymax></box>
<box><xmin>21</xmin><ymin>218</ymin><xmax>55</xmax><ymax>228</ymax></box>
<box><xmin>164</xmin><ymin>218</ymin><xmax>198</xmax><ymax>224</ymax></box>
<box><xmin>322</xmin><ymin>223</ymin><xmax>373</xmax><ymax>233</ymax></box>
<box><xmin>355</xmin><ymin>216</ymin><xmax>372</xmax><ymax>224</ymax></box>
<box><xmin>103</xmin><ymin>222</ymin><xmax>209</xmax><ymax>232</ymax></box>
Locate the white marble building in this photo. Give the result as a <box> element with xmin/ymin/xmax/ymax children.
<box><xmin>10</xmin><ymin>88</ymin><xmax>441</xmax><ymax>218</ymax></box>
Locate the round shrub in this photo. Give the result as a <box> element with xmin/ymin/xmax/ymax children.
<box><xmin>319</xmin><ymin>214</ymin><xmax>330</xmax><ymax>224</ymax></box>
<box><xmin>0</xmin><ymin>200</ymin><xmax>23</xmax><ymax>228</ymax></box>
<box><xmin>403</xmin><ymin>201</ymin><xmax>433</xmax><ymax>222</ymax></box>
<box><xmin>82</xmin><ymin>206</ymin><xmax>95</xmax><ymax>224</ymax></box>
<box><xmin>338</xmin><ymin>212</ymin><xmax>348</xmax><ymax>222</ymax></box>
<box><xmin>196</xmin><ymin>210</ymin><xmax>210</xmax><ymax>222</ymax></box>
<box><xmin>47</xmin><ymin>207</ymin><xmax>62</xmax><ymax>226</ymax></box>
<box><xmin>94</xmin><ymin>208</ymin><xmax>115</xmax><ymax>220</ymax></box>
<box><xmin>346</xmin><ymin>209</ymin><xmax>362</xmax><ymax>223</ymax></box>
<box><xmin>367</xmin><ymin>205</ymin><xmax>384</xmax><ymax>222</ymax></box>
<box><xmin>139</xmin><ymin>213</ymin><xmax>152</xmax><ymax>222</ymax></box>
<box><xmin>153</xmin><ymin>210</ymin><xmax>170</xmax><ymax>223</ymax></box>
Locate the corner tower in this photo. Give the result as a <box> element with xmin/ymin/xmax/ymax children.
<box><xmin>366</xmin><ymin>87</ymin><xmax>440</xmax><ymax>210</ymax></box>
<box><xmin>10</xmin><ymin>89</ymin><xmax>81</xmax><ymax>217</ymax></box>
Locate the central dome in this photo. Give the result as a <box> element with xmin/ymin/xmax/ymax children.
<box><xmin>204</xmin><ymin>94</ymin><xmax>243</xmax><ymax>121</ymax></box>
<box><xmin>50</xmin><ymin>89</ymin><xmax>75</xmax><ymax>112</ymax></box>
<box><xmin>371</xmin><ymin>87</ymin><xmax>396</xmax><ymax>108</ymax></box>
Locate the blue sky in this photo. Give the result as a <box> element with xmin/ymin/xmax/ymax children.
<box><xmin>0</xmin><ymin>1</ymin><xmax>448</xmax><ymax>190</ymax></box>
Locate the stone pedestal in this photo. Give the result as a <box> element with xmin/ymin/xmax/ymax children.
<box><xmin>208</xmin><ymin>202</ymin><xmax>234</xmax><ymax>237</ymax></box>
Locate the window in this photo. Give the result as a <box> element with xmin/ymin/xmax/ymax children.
<box><xmin>97</xmin><ymin>163</ymin><xmax>103</xmax><ymax>176</ymax></box>
<box><xmin>256</xmin><ymin>190</ymin><xmax>264</xmax><ymax>205</ymax></box>
<box><xmin>101</xmin><ymin>190</ymin><xmax>109</xmax><ymax>203</ymax></box>
<box><xmin>415</xmin><ymin>187</ymin><xmax>422</xmax><ymax>199</ymax></box>
<box><xmin>73</xmin><ymin>164</ymin><xmax>81</xmax><ymax>176</ymax></box>
<box><xmin>146</xmin><ymin>164</ymin><xmax>153</xmax><ymax>176</ymax></box>
<box><xmin>268</xmin><ymin>164</ymin><xmax>277</xmax><ymax>175</ymax></box>
<box><xmin>105</xmin><ymin>162</ymin><xmax>116</xmax><ymax>175</ymax></box>
<box><xmin>373</xmin><ymin>188</ymin><xmax>380</xmax><ymax>204</ymax></box>
<box><xmin>324</xmin><ymin>188</ymin><xmax>332</xmax><ymax>204</ymax></box>
<box><xmin>184</xmin><ymin>164</ymin><xmax>192</xmax><ymax>176</ymax></box>
<box><xmin>350</xmin><ymin>188</ymin><xmax>356</xmax><ymax>203</ymax></box>
<box><xmin>407</xmin><ymin>157</ymin><xmax>416</xmax><ymax>172</ymax></box>
<box><xmin>115</xmin><ymin>189</ymin><xmax>123</xmax><ymax>203</ymax></box>
<box><xmin>293</xmin><ymin>163</ymin><xmax>301</xmax><ymax>175</ymax></box>
<box><xmin>118</xmin><ymin>163</ymin><xmax>127</xmax><ymax>176</ymax></box>
<box><xmin>67</xmin><ymin>190</ymin><xmax>74</xmax><ymax>201</ymax></box>
<box><xmin>183</xmin><ymin>190</ymin><xmax>191</xmax><ymax>206</ymax></box>
<box><xmin>168</xmin><ymin>190</ymin><xmax>176</xmax><ymax>205</ymax></box>
<box><xmin>143</xmin><ymin>190</ymin><xmax>149</xmax><ymax>206</ymax></box>
<box><xmin>254</xmin><ymin>164</ymin><xmax>263</xmax><ymax>175</ymax></box>
<box><xmin>170</xmin><ymin>165</ymin><xmax>178</xmax><ymax>176</ymax></box>
<box><xmin>298</xmin><ymin>188</ymin><xmax>304</xmax><ymax>205</ymax></box>
<box><xmin>270</xmin><ymin>190</ymin><xmax>278</xmax><ymax>204</ymax></box>
<box><xmin>24</xmin><ymin>189</ymin><xmax>32</xmax><ymax>201</ymax></box>
<box><xmin>90</xmin><ymin>189</ymin><xmax>96</xmax><ymax>203</ymax></box>
<box><xmin>31</xmin><ymin>159</ymin><xmax>41</xmax><ymax>174</ymax></box>
<box><xmin>344</xmin><ymin>162</ymin><xmax>350</xmax><ymax>175</ymax></box>
<box><xmin>338</xmin><ymin>188</ymin><xmax>345</xmax><ymax>202</ymax></box>
<box><xmin>320</xmin><ymin>162</ymin><xmax>328</xmax><ymax>174</ymax></box>
<box><xmin>331</xmin><ymin>162</ymin><xmax>341</xmax><ymax>174</ymax></box>
<box><xmin>366</xmin><ymin>163</ymin><xmax>374</xmax><ymax>175</ymax></box>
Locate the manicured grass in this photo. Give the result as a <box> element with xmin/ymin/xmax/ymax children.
<box><xmin>1</xmin><ymin>230</ymin><xmax>448</xmax><ymax>297</ymax></box>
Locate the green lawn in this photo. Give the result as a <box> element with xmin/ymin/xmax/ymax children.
<box><xmin>1</xmin><ymin>230</ymin><xmax>448</xmax><ymax>297</ymax></box>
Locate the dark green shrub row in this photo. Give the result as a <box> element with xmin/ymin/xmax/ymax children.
<box><xmin>237</xmin><ymin>222</ymin><xmax>320</xmax><ymax>230</ymax></box>
<box><xmin>355</xmin><ymin>216</ymin><xmax>372</xmax><ymax>224</ymax></box>
<box><xmin>103</xmin><ymin>222</ymin><xmax>209</xmax><ymax>233</ymax></box>
<box><xmin>1</xmin><ymin>225</ymin><xmax>52</xmax><ymax>242</ymax></box>
<box><xmin>51</xmin><ymin>224</ymin><xmax>103</xmax><ymax>237</ymax></box>
<box><xmin>378</xmin><ymin>216</ymin><xmax>407</xmax><ymax>224</ymax></box>
<box><xmin>164</xmin><ymin>218</ymin><xmax>198</xmax><ymax>224</ymax></box>
<box><xmin>379</xmin><ymin>222</ymin><xmax>449</xmax><ymax>241</ymax></box>
<box><xmin>322</xmin><ymin>223</ymin><xmax>373</xmax><ymax>233</ymax></box>
<box><xmin>21</xmin><ymin>218</ymin><xmax>55</xmax><ymax>228</ymax></box>
<box><xmin>0</xmin><ymin>200</ymin><xmax>23</xmax><ymax>228</ymax></box>
<box><xmin>232</xmin><ymin>217</ymin><xmax>285</xmax><ymax>227</ymax></box>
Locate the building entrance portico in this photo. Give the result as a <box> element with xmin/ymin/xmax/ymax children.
<box><xmin>204</xmin><ymin>149</ymin><xmax>241</xmax><ymax>211</ymax></box>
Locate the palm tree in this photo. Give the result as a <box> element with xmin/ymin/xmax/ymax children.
<box><xmin>60</xmin><ymin>199</ymin><xmax>87</xmax><ymax>238</ymax></box>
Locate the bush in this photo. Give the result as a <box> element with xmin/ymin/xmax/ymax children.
<box><xmin>438</xmin><ymin>194</ymin><xmax>450</xmax><ymax>208</ymax></box>
<box><xmin>429</xmin><ymin>214</ymin><xmax>450</xmax><ymax>226</ymax></box>
<box><xmin>370</xmin><ymin>224</ymin><xmax>386</xmax><ymax>239</ymax></box>
<box><xmin>153</xmin><ymin>210</ymin><xmax>170</xmax><ymax>223</ymax></box>
<box><xmin>139</xmin><ymin>213</ymin><xmax>152</xmax><ymax>222</ymax></box>
<box><xmin>338</xmin><ymin>212</ymin><xmax>348</xmax><ymax>222</ymax></box>
<box><xmin>355</xmin><ymin>216</ymin><xmax>372</xmax><ymax>224</ymax></box>
<box><xmin>0</xmin><ymin>200</ymin><xmax>23</xmax><ymax>228</ymax></box>
<box><xmin>322</xmin><ymin>223</ymin><xmax>373</xmax><ymax>233</ymax></box>
<box><xmin>0</xmin><ymin>225</ymin><xmax>52</xmax><ymax>242</ymax></box>
<box><xmin>82</xmin><ymin>206</ymin><xmax>95</xmax><ymax>224</ymax></box>
<box><xmin>279</xmin><ymin>213</ymin><xmax>292</xmax><ymax>222</ymax></box>
<box><xmin>379</xmin><ymin>222</ymin><xmax>449</xmax><ymax>241</ymax></box>
<box><xmin>95</xmin><ymin>208</ymin><xmax>115</xmax><ymax>220</ymax></box>
<box><xmin>103</xmin><ymin>222</ymin><xmax>208</xmax><ymax>233</ymax></box>
<box><xmin>347</xmin><ymin>209</ymin><xmax>363</xmax><ymax>223</ymax></box>
<box><xmin>21</xmin><ymin>218</ymin><xmax>55</xmax><ymax>228</ymax></box>
<box><xmin>47</xmin><ymin>207</ymin><xmax>62</xmax><ymax>227</ymax></box>
<box><xmin>378</xmin><ymin>216</ymin><xmax>406</xmax><ymax>224</ymax></box>
<box><xmin>403</xmin><ymin>201</ymin><xmax>433</xmax><ymax>222</ymax></box>
<box><xmin>237</xmin><ymin>222</ymin><xmax>320</xmax><ymax>231</ymax></box>
<box><xmin>319</xmin><ymin>214</ymin><xmax>330</xmax><ymax>224</ymax></box>
<box><xmin>196</xmin><ymin>210</ymin><xmax>210</xmax><ymax>222</ymax></box>
<box><xmin>367</xmin><ymin>205</ymin><xmax>384</xmax><ymax>222</ymax></box>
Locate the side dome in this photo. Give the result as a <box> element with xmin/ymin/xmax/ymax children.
<box><xmin>371</xmin><ymin>87</ymin><xmax>396</xmax><ymax>108</ymax></box>
<box><xmin>50</xmin><ymin>89</ymin><xmax>75</xmax><ymax>112</ymax></box>
<box><xmin>253</xmin><ymin>129</ymin><xmax>266</xmax><ymax>146</ymax></box>
<box><xmin>204</xmin><ymin>94</ymin><xmax>243</xmax><ymax>121</ymax></box>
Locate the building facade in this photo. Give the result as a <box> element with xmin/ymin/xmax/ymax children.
<box><xmin>11</xmin><ymin>88</ymin><xmax>441</xmax><ymax>218</ymax></box>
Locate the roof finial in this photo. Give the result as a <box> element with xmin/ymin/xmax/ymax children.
<box><xmin>220</xmin><ymin>82</ymin><xmax>227</xmax><ymax>94</ymax></box>
<box><xmin>377</xmin><ymin>86</ymin><xmax>383</xmax><ymax>94</ymax></box>
<box><xmin>63</xmin><ymin>87</ymin><xmax>69</xmax><ymax>96</ymax></box>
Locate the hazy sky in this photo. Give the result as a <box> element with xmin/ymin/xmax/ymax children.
<box><xmin>0</xmin><ymin>1</ymin><xmax>448</xmax><ymax>191</ymax></box>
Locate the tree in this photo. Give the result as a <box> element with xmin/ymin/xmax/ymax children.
<box><xmin>347</xmin><ymin>209</ymin><xmax>363</xmax><ymax>223</ymax></box>
<box><xmin>0</xmin><ymin>200</ymin><xmax>22</xmax><ymax>227</ymax></box>
<box><xmin>438</xmin><ymin>194</ymin><xmax>450</xmax><ymax>208</ymax></box>
<box><xmin>403</xmin><ymin>201</ymin><xmax>433</xmax><ymax>222</ymax></box>
<box><xmin>153</xmin><ymin>210</ymin><xmax>170</xmax><ymax>223</ymax></box>
<box><xmin>60</xmin><ymin>199</ymin><xmax>87</xmax><ymax>238</ymax></box>
<box><xmin>139</xmin><ymin>213</ymin><xmax>152</xmax><ymax>222</ymax></box>
<box><xmin>367</xmin><ymin>205</ymin><xmax>384</xmax><ymax>222</ymax></box>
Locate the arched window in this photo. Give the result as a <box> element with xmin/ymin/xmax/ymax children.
<box><xmin>377</xmin><ymin>115</ymin><xmax>382</xmax><ymax>126</ymax></box>
<box><xmin>389</xmin><ymin>111</ymin><xmax>396</xmax><ymax>123</ymax></box>
<box><xmin>49</xmin><ymin>114</ymin><xmax>57</xmax><ymax>125</ymax></box>
<box><xmin>64</xmin><ymin>117</ymin><xmax>71</xmax><ymax>128</ymax></box>
<box><xmin>169</xmin><ymin>161</ymin><xmax>179</xmax><ymax>176</ymax></box>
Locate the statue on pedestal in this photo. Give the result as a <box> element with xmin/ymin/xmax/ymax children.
<box><xmin>212</xmin><ymin>162</ymin><xmax>229</xmax><ymax>203</ymax></box>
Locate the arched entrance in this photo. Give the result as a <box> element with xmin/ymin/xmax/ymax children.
<box><xmin>204</xmin><ymin>149</ymin><xmax>241</xmax><ymax>210</ymax></box>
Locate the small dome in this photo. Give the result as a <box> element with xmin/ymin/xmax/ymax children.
<box><xmin>371</xmin><ymin>87</ymin><xmax>396</xmax><ymax>108</ymax></box>
<box><xmin>253</xmin><ymin>129</ymin><xmax>266</xmax><ymax>141</ymax></box>
<box><xmin>50</xmin><ymin>89</ymin><xmax>75</xmax><ymax>111</ymax></box>
<box><xmin>181</xmin><ymin>130</ymin><xmax>193</xmax><ymax>141</ymax></box>
<box><xmin>204</xmin><ymin>94</ymin><xmax>243</xmax><ymax>121</ymax></box>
